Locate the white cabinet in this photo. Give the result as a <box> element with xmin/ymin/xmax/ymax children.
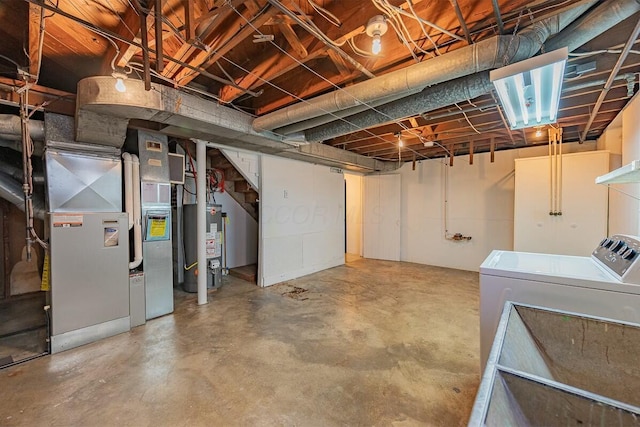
<box><xmin>514</xmin><ymin>151</ymin><xmax>609</xmax><ymax>256</ymax></box>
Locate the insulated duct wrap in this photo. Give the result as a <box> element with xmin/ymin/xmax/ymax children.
<box><xmin>305</xmin><ymin>73</ymin><xmax>494</xmax><ymax>142</ymax></box>
<box><xmin>0</xmin><ymin>173</ymin><xmax>46</xmax><ymax>220</ymax></box>
<box><xmin>253</xmin><ymin>1</ymin><xmax>596</xmax><ymax>133</ymax></box>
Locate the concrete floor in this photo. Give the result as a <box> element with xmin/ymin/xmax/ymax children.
<box><xmin>0</xmin><ymin>258</ymin><xmax>481</xmax><ymax>426</ymax></box>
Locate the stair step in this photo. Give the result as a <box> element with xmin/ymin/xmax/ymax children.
<box><xmin>245</xmin><ymin>192</ymin><xmax>258</xmax><ymax>203</ymax></box>
<box><xmin>229</xmin><ymin>264</ymin><xmax>257</xmax><ymax>283</ymax></box>
<box><xmin>234</xmin><ymin>181</ymin><xmax>252</xmax><ymax>192</ymax></box>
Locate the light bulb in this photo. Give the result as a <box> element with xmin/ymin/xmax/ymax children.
<box><xmin>372</xmin><ymin>34</ymin><xmax>382</xmax><ymax>55</ymax></box>
<box><xmin>115</xmin><ymin>77</ymin><xmax>126</xmax><ymax>93</ymax></box>
<box><xmin>398</xmin><ymin>139</ymin><xmax>403</xmax><ymax>147</ymax></box>
<box><xmin>535</xmin><ymin>129</ymin><xmax>542</xmax><ymax>137</ymax></box>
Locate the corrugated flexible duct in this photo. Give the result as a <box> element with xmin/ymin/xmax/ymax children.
<box><xmin>302</xmin><ymin>0</ymin><xmax>640</xmax><ymax>142</ymax></box>
<box><xmin>252</xmin><ymin>1</ymin><xmax>597</xmax><ymax>134</ymax></box>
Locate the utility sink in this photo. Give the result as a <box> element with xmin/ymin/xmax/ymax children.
<box><xmin>469</xmin><ymin>302</ymin><xmax>640</xmax><ymax>426</ymax></box>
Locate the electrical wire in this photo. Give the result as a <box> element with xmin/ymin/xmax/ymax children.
<box><xmin>454</xmin><ymin>102</ymin><xmax>482</xmax><ymax>134</ymax></box>
<box><xmin>224</xmin><ymin>3</ymin><xmax>435</xmax><ymax>159</ymax></box>
<box><xmin>307</xmin><ymin>0</ymin><xmax>341</xmax><ymax>27</ymax></box>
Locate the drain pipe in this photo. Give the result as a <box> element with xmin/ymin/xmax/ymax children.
<box><xmin>123</xmin><ymin>153</ymin><xmax>134</xmax><ymax>230</ymax></box>
<box><xmin>580</xmin><ymin>15</ymin><xmax>640</xmax><ymax>142</ymax></box>
<box><xmin>196</xmin><ymin>139</ymin><xmax>208</xmax><ymax>305</ymax></box>
<box><xmin>252</xmin><ymin>1</ymin><xmax>596</xmax><ymax>133</ymax></box>
<box><xmin>123</xmin><ymin>153</ymin><xmax>143</xmax><ymax>270</ymax></box>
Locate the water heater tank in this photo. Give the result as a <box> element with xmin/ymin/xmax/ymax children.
<box><xmin>183</xmin><ymin>204</ymin><xmax>222</xmax><ymax>292</ymax></box>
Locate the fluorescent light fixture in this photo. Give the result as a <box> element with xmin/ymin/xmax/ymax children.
<box><xmin>490</xmin><ymin>47</ymin><xmax>568</xmax><ymax>130</ymax></box>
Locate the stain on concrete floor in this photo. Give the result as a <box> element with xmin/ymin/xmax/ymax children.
<box><xmin>0</xmin><ymin>258</ymin><xmax>480</xmax><ymax>426</ymax></box>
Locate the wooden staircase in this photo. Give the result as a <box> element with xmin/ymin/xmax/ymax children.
<box><xmin>207</xmin><ymin>148</ymin><xmax>259</xmax><ymax>220</ymax></box>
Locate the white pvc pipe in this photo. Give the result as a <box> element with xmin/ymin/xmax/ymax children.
<box><xmin>196</xmin><ymin>139</ymin><xmax>208</xmax><ymax>305</ymax></box>
<box><xmin>558</xmin><ymin>129</ymin><xmax>563</xmax><ymax>214</ymax></box>
<box><xmin>129</xmin><ymin>154</ymin><xmax>143</xmax><ymax>270</ymax></box>
<box><xmin>122</xmin><ymin>153</ymin><xmax>134</xmax><ymax>230</ymax></box>
<box><xmin>548</xmin><ymin>133</ymin><xmax>553</xmax><ymax>215</ymax></box>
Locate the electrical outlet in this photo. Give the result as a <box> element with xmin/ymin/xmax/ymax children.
<box><xmin>284</xmin><ymin>189</ymin><xmax>288</xmax><ymax>199</ymax></box>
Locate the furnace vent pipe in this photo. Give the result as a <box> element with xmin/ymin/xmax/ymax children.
<box><xmin>0</xmin><ymin>115</ymin><xmax>44</xmax><ymax>141</ymax></box>
<box><xmin>130</xmin><ymin>154</ymin><xmax>143</xmax><ymax>270</ymax></box>
<box><xmin>123</xmin><ymin>152</ymin><xmax>143</xmax><ymax>269</ymax></box>
<box><xmin>123</xmin><ymin>153</ymin><xmax>134</xmax><ymax>230</ymax></box>
<box><xmin>0</xmin><ymin>173</ymin><xmax>46</xmax><ymax>220</ymax></box>
<box><xmin>252</xmin><ymin>1</ymin><xmax>596</xmax><ymax>133</ymax></box>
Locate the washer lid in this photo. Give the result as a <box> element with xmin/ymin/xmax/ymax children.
<box><xmin>480</xmin><ymin>250</ymin><xmax>624</xmax><ymax>289</ymax></box>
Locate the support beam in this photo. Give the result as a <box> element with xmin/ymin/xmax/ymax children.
<box><xmin>219</xmin><ymin>22</ymin><xmax>365</xmax><ymax>103</ymax></box>
<box><xmin>101</xmin><ymin>7</ymin><xmax>142</xmax><ymax>72</ymax></box>
<box><xmin>140</xmin><ymin>8</ymin><xmax>151</xmax><ymax>90</ymax></box>
<box><xmin>449</xmin><ymin>0</ymin><xmax>472</xmax><ymax>44</ymax></box>
<box><xmin>490</xmin><ymin>138</ymin><xmax>495</xmax><ymax>162</ymax></box>
<box><xmin>28</xmin><ymin>4</ymin><xmax>43</xmax><ymax>81</ymax></box>
<box><xmin>154</xmin><ymin>0</ymin><xmax>164</xmax><ymax>73</ymax></box>
<box><xmin>174</xmin><ymin>7</ymin><xmax>279</xmax><ymax>86</ymax></box>
<box><xmin>278</xmin><ymin>22</ymin><xmax>308</xmax><ymax>58</ymax></box>
<box><xmin>580</xmin><ymin>16</ymin><xmax>640</xmax><ymax>141</ymax></box>
<box><xmin>326</xmin><ymin>49</ymin><xmax>350</xmax><ymax>77</ymax></box>
<box><xmin>469</xmin><ymin>140</ymin><xmax>474</xmax><ymax>165</ymax></box>
<box><xmin>163</xmin><ymin>0</ymin><xmax>246</xmax><ymax>79</ymax></box>
<box><xmin>491</xmin><ymin>0</ymin><xmax>505</xmax><ymax>34</ymax></box>
<box><xmin>184</xmin><ymin>0</ymin><xmax>195</xmax><ymax>41</ymax></box>
<box><xmin>196</xmin><ymin>139</ymin><xmax>208</xmax><ymax>305</ymax></box>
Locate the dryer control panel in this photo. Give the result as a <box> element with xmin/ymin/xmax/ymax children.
<box><xmin>592</xmin><ymin>234</ymin><xmax>640</xmax><ymax>283</ymax></box>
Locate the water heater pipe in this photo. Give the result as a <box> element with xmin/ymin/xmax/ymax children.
<box><xmin>130</xmin><ymin>154</ymin><xmax>143</xmax><ymax>270</ymax></box>
<box><xmin>122</xmin><ymin>153</ymin><xmax>134</xmax><ymax>230</ymax></box>
<box><xmin>196</xmin><ymin>139</ymin><xmax>208</xmax><ymax>305</ymax></box>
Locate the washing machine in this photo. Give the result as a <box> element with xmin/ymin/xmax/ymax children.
<box><xmin>479</xmin><ymin>234</ymin><xmax>640</xmax><ymax>370</ymax></box>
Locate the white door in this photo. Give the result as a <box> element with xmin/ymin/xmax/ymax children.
<box><xmin>363</xmin><ymin>174</ymin><xmax>401</xmax><ymax>261</ymax></box>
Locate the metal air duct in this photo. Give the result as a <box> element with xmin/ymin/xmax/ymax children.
<box><xmin>0</xmin><ymin>173</ymin><xmax>46</xmax><ymax>220</ymax></box>
<box><xmin>302</xmin><ymin>0</ymin><xmax>640</xmax><ymax>142</ymax></box>
<box><xmin>253</xmin><ymin>1</ymin><xmax>598</xmax><ymax>134</ymax></box>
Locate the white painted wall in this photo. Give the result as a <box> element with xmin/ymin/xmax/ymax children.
<box><xmin>259</xmin><ymin>156</ymin><xmax>345</xmax><ymax>287</ymax></box>
<box><xmin>344</xmin><ymin>173</ymin><xmax>363</xmax><ymax>256</ymax></box>
<box><xmin>513</xmin><ymin>150</ymin><xmax>609</xmax><ymax>256</ymax></box>
<box><xmin>215</xmin><ymin>191</ymin><xmax>258</xmax><ymax>269</ymax></box>
<box><xmin>599</xmin><ymin>93</ymin><xmax>640</xmax><ymax>236</ymax></box>
<box><xmin>399</xmin><ymin>152</ymin><xmax>514</xmax><ymax>271</ymax></box>
<box><xmin>363</xmin><ymin>174</ymin><xmax>401</xmax><ymax>261</ymax></box>
<box><xmin>395</xmin><ymin>142</ymin><xmax>601</xmax><ymax>272</ymax></box>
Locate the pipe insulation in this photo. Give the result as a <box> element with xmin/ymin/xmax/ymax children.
<box><xmin>0</xmin><ymin>115</ymin><xmax>44</xmax><ymax>141</ymax></box>
<box><xmin>0</xmin><ymin>173</ymin><xmax>46</xmax><ymax>220</ymax></box>
<box><xmin>252</xmin><ymin>1</ymin><xmax>596</xmax><ymax>133</ymax></box>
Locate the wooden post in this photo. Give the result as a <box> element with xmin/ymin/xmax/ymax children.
<box><xmin>154</xmin><ymin>0</ymin><xmax>164</xmax><ymax>73</ymax></box>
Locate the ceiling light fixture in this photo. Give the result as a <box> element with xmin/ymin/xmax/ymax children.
<box><xmin>112</xmin><ymin>70</ymin><xmax>128</xmax><ymax>93</ymax></box>
<box><xmin>366</xmin><ymin>15</ymin><xmax>388</xmax><ymax>55</ymax></box>
<box><xmin>534</xmin><ymin>126</ymin><xmax>544</xmax><ymax>138</ymax></box>
<box><xmin>490</xmin><ymin>47</ymin><xmax>568</xmax><ymax>130</ymax></box>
